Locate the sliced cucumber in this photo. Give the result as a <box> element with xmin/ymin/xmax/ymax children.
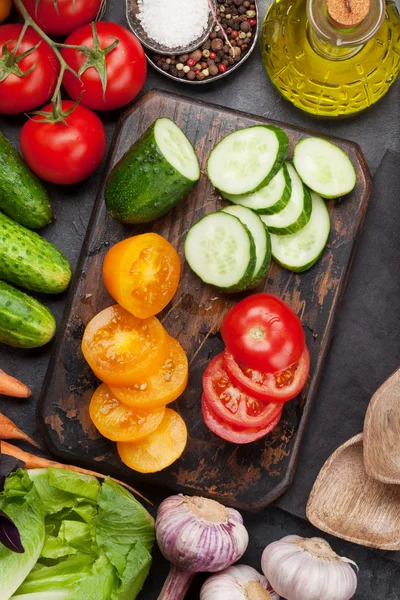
<box><xmin>206</xmin><ymin>125</ymin><xmax>289</xmax><ymax>196</ymax></box>
<box><xmin>184</xmin><ymin>212</ymin><xmax>256</xmax><ymax>292</ymax></box>
<box><xmin>271</xmin><ymin>192</ymin><xmax>330</xmax><ymax>272</ymax></box>
<box><xmin>222</xmin><ymin>163</ymin><xmax>292</xmax><ymax>215</ymax></box>
<box><xmin>221</xmin><ymin>205</ymin><xmax>271</xmax><ymax>287</ymax></box>
<box><xmin>260</xmin><ymin>163</ymin><xmax>312</xmax><ymax>235</ymax></box>
<box><xmin>293</xmin><ymin>137</ymin><xmax>356</xmax><ymax>198</ymax></box>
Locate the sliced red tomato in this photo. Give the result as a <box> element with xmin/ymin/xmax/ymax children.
<box><xmin>202</xmin><ymin>353</ymin><xmax>282</xmax><ymax>429</ymax></box>
<box><xmin>221</xmin><ymin>293</ymin><xmax>305</xmax><ymax>373</ymax></box>
<box><xmin>202</xmin><ymin>394</ymin><xmax>282</xmax><ymax>445</ymax></box>
<box><xmin>223</xmin><ymin>346</ymin><xmax>310</xmax><ymax>403</ymax></box>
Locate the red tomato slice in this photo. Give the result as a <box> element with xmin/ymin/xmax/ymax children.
<box><xmin>223</xmin><ymin>346</ymin><xmax>310</xmax><ymax>403</ymax></box>
<box><xmin>202</xmin><ymin>394</ymin><xmax>282</xmax><ymax>445</ymax></box>
<box><xmin>202</xmin><ymin>353</ymin><xmax>282</xmax><ymax>429</ymax></box>
<box><xmin>221</xmin><ymin>293</ymin><xmax>305</xmax><ymax>373</ymax></box>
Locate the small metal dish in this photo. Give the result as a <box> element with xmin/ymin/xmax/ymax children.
<box><xmin>126</xmin><ymin>0</ymin><xmax>216</xmax><ymax>56</ymax></box>
<box><xmin>144</xmin><ymin>1</ymin><xmax>259</xmax><ymax>86</ymax></box>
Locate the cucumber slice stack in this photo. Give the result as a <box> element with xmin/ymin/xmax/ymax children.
<box><xmin>185</xmin><ymin>128</ymin><xmax>356</xmax><ymax>289</ymax></box>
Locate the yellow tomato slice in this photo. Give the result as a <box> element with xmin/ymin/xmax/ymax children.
<box><xmin>117</xmin><ymin>408</ymin><xmax>187</xmax><ymax>473</ymax></box>
<box><xmin>82</xmin><ymin>304</ymin><xmax>169</xmax><ymax>386</ymax></box>
<box><xmin>102</xmin><ymin>233</ymin><xmax>181</xmax><ymax>319</ymax></box>
<box><xmin>110</xmin><ymin>337</ymin><xmax>188</xmax><ymax>410</ymax></box>
<box><xmin>89</xmin><ymin>383</ymin><xmax>166</xmax><ymax>442</ymax></box>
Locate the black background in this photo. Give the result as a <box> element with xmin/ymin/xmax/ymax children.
<box><xmin>1</xmin><ymin>0</ymin><xmax>400</xmax><ymax>597</ymax></box>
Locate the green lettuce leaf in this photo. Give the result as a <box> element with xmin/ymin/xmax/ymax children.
<box><xmin>96</xmin><ymin>478</ymin><xmax>155</xmax><ymax>573</ymax></box>
<box><xmin>115</xmin><ymin>543</ymin><xmax>152</xmax><ymax>600</ymax></box>
<box><xmin>0</xmin><ymin>470</ymin><xmax>45</xmax><ymax>600</ymax></box>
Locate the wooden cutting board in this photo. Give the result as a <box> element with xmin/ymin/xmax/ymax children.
<box><xmin>37</xmin><ymin>90</ymin><xmax>372</xmax><ymax>511</ymax></box>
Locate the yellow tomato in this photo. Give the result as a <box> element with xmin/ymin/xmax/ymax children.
<box><xmin>0</xmin><ymin>0</ymin><xmax>11</xmax><ymax>23</ymax></box>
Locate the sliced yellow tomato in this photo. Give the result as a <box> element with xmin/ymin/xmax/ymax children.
<box><xmin>117</xmin><ymin>408</ymin><xmax>187</xmax><ymax>473</ymax></box>
<box><xmin>89</xmin><ymin>383</ymin><xmax>165</xmax><ymax>442</ymax></box>
<box><xmin>110</xmin><ymin>337</ymin><xmax>188</xmax><ymax>410</ymax></box>
<box><xmin>102</xmin><ymin>233</ymin><xmax>181</xmax><ymax>319</ymax></box>
<box><xmin>82</xmin><ymin>304</ymin><xmax>169</xmax><ymax>386</ymax></box>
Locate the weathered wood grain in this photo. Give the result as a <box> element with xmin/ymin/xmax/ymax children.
<box><xmin>307</xmin><ymin>434</ymin><xmax>400</xmax><ymax>550</ymax></box>
<box><xmin>364</xmin><ymin>366</ymin><xmax>400</xmax><ymax>485</ymax></box>
<box><xmin>36</xmin><ymin>90</ymin><xmax>372</xmax><ymax>511</ymax></box>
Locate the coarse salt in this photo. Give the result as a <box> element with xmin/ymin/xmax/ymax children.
<box><xmin>137</xmin><ymin>0</ymin><xmax>210</xmax><ymax>48</ymax></box>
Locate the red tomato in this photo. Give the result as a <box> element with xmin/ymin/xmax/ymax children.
<box><xmin>61</xmin><ymin>22</ymin><xmax>147</xmax><ymax>111</ymax></box>
<box><xmin>17</xmin><ymin>0</ymin><xmax>102</xmax><ymax>36</ymax></box>
<box><xmin>202</xmin><ymin>394</ymin><xmax>282</xmax><ymax>445</ymax></box>
<box><xmin>20</xmin><ymin>101</ymin><xmax>106</xmax><ymax>185</ymax></box>
<box><xmin>202</xmin><ymin>354</ymin><xmax>282</xmax><ymax>429</ymax></box>
<box><xmin>223</xmin><ymin>346</ymin><xmax>310</xmax><ymax>403</ymax></box>
<box><xmin>0</xmin><ymin>24</ymin><xmax>60</xmax><ymax>114</ymax></box>
<box><xmin>221</xmin><ymin>293</ymin><xmax>305</xmax><ymax>373</ymax></box>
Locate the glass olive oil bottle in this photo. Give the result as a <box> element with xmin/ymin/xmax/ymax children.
<box><xmin>261</xmin><ymin>0</ymin><xmax>400</xmax><ymax>117</ymax></box>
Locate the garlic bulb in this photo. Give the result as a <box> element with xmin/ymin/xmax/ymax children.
<box><xmin>261</xmin><ymin>535</ymin><xmax>358</xmax><ymax>600</ymax></box>
<box><xmin>201</xmin><ymin>564</ymin><xmax>280</xmax><ymax>600</ymax></box>
<box><xmin>156</xmin><ymin>494</ymin><xmax>249</xmax><ymax>600</ymax></box>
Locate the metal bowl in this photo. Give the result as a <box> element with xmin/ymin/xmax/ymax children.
<box><xmin>126</xmin><ymin>0</ymin><xmax>216</xmax><ymax>56</ymax></box>
<box><xmin>141</xmin><ymin>1</ymin><xmax>259</xmax><ymax>86</ymax></box>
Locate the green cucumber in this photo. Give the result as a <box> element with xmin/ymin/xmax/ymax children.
<box><xmin>293</xmin><ymin>137</ymin><xmax>357</xmax><ymax>198</ymax></box>
<box><xmin>184</xmin><ymin>211</ymin><xmax>256</xmax><ymax>293</ymax></box>
<box><xmin>221</xmin><ymin>205</ymin><xmax>271</xmax><ymax>287</ymax></box>
<box><xmin>270</xmin><ymin>192</ymin><xmax>330</xmax><ymax>272</ymax></box>
<box><xmin>260</xmin><ymin>163</ymin><xmax>312</xmax><ymax>235</ymax></box>
<box><xmin>222</xmin><ymin>163</ymin><xmax>292</xmax><ymax>215</ymax></box>
<box><xmin>0</xmin><ymin>281</ymin><xmax>56</xmax><ymax>348</ymax></box>
<box><xmin>206</xmin><ymin>125</ymin><xmax>289</xmax><ymax>196</ymax></box>
<box><xmin>105</xmin><ymin>118</ymin><xmax>200</xmax><ymax>224</ymax></box>
<box><xmin>0</xmin><ymin>212</ymin><xmax>71</xmax><ymax>294</ymax></box>
<box><xmin>0</xmin><ymin>130</ymin><xmax>53</xmax><ymax>229</ymax></box>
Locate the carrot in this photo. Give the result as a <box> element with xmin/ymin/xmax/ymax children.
<box><xmin>0</xmin><ymin>369</ymin><xmax>31</xmax><ymax>398</ymax></box>
<box><xmin>0</xmin><ymin>413</ymin><xmax>39</xmax><ymax>448</ymax></box>
<box><xmin>0</xmin><ymin>441</ymin><xmax>153</xmax><ymax>506</ymax></box>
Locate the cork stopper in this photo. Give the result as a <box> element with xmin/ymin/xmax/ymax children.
<box><xmin>326</xmin><ymin>0</ymin><xmax>371</xmax><ymax>28</ymax></box>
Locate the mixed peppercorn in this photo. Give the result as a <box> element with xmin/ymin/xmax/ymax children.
<box><xmin>150</xmin><ymin>0</ymin><xmax>257</xmax><ymax>82</ymax></box>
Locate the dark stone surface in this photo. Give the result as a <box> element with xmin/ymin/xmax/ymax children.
<box><xmin>1</xmin><ymin>1</ymin><xmax>400</xmax><ymax>598</ymax></box>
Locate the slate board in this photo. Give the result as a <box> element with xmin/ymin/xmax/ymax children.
<box><xmin>36</xmin><ymin>90</ymin><xmax>372</xmax><ymax>511</ymax></box>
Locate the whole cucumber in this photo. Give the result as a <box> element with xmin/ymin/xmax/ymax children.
<box><xmin>0</xmin><ymin>281</ymin><xmax>56</xmax><ymax>348</ymax></box>
<box><xmin>0</xmin><ymin>212</ymin><xmax>71</xmax><ymax>294</ymax></box>
<box><xmin>0</xmin><ymin>130</ymin><xmax>53</xmax><ymax>229</ymax></box>
<box><xmin>105</xmin><ymin>118</ymin><xmax>200</xmax><ymax>224</ymax></box>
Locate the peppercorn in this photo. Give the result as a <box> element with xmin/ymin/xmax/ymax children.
<box><xmin>249</xmin><ymin>18</ymin><xmax>257</xmax><ymax>27</ymax></box>
<box><xmin>179</xmin><ymin>54</ymin><xmax>189</xmax><ymax>63</ymax></box>
<box><xmin>246</xmin><ymin>9</ymin><xmax>256</xmax><ymax>17</ymax></box>
<box><xmin>186</xmin><ymin>70</ymin><xmax>196</xmax><ymax>80</ymax></box>
<box><xmin>239</xmin><ymin>5</ymin><xmax>246</xmax><ymax>13</ymax></box>
<box><xmin>183</xmin><ymin>65</ymin><xmax>190</xmax><ymax>73</ymax></box>
<box><xmin>210</xmin><ymin>51</ymin><xmax>217</xmax><ymax>59</ymax></box>
<box><xmin>209</xmin><ymin>64</ymin><xmax>219</xmax><ymax>75</ymax></box>
<box><xmin>243</xmin><ymin>0</ymin><xmax>250</xmax><ymax>6</ymax></box>
<box><xmin>240</xmin><ymin>20</ymin><xmax>251</xmax><ymax>31</ymax></box>
<box><xmin>195</xmin><ymin>63</ymin><xmax>202</xmax><ymax>70</ymax></box>
<box><xmin>219</xmin><ymin>64</ymin><xmax>227</xmax><ymax>73</ymax></box>
<box><xmin>202</xmin><ymin>39</ymin><xmax>211</xmax><ymax>50</ymax></box>
<box><xmin>161</xmin><ymin>62</ymin><xmax>170</xmax><ymax>72</ymax></box>
<box><xmin>186</xmin><ymin>58</ymin><xmax>196</xmax><ymax>67</ymax></box>
<box><xmin>196</xmin><ymin>71</ymin><xmax>205</xmax><ymax>81</ymax></box>
<box><xmin>202</xmin><ymin>68</ymin><xmax>210</xmax><ymax>77</ymax></box>
<box><xmin>231</xmin><ymin>29</ymin><xmax>239</xmax><ymax>37</ymax></box>
<box><xmin>177</xmin><ymin>70</ymin><xmax>185</xmax><ymax>78</ymax></box>
<box><xmin>222</xmin><ymin>59</ymin><xmax>229</xmax><ymax>66</ymax></box>
<box><xmin>241</xmin><ymin>43</ymin><xmax>248</xmax><ymax>51</ymax></box>
<box><xmin>211</xmin><ymin>38</ymin><xmax>223</xmax><ymax>51</ymax></box>
<box><xmin>210</xmin><ymin>31</ymin><xmax>217</xmax><ymax>39</ymax></box>
<box><xmin>190</xmin><ymin>49</ymin><xmax>202</xmax><ymax>62</ymax></box>
<box><xmin>201</xmin><ymin>61</ymin><xmax>208</xmax><ymax>69</ymax></box>
<box><xmin>202</xmin><ymin>49</ymin><xmax>211</xmax><ymax>58</ymax></box>
<box><xmin>170</xmin><ymin>66</ymin><xmax>178</xmax><ymax>77</ymax></box>
<box><xmin>176</xmin><ymin>62</ymin><xmax>184</xmax><ymax>70</ymax></box>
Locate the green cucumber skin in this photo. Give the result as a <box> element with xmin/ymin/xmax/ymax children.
<box><xmin>184</xmin><ymin>213</ymin><xmax>257</xmax><ymax>294</ymax></box>
<box><xmin>264</xmin><ymin>185</ymin><xmax>313</xmax><ymax>236</ymax></box>
<box><xmin>222</xmin><ymin>163</ymin><xmax>293</xmax><ymax>216</ymax></box>
<box><xmin>248</xmin><ymin>226</ymin><xmax>272</xmax><ymax>288</ymax></box>
<box><xmin>0</xmin><ymin>131</ymin><xmax>53</xmax><ymax>229</ymax></box>
<box><xmin>105</xmin><ymin>122</ymin><xmax>198</xmax><ymax>224</ymax></box>
<box><xmin>0</xmin><ymin>281</ymin><xmax>56</xmax><ymax>348</ymax></box>
<box><xmin>210</xmin><ymin>125</ymin><xmax>289</xmax><ymax>197</ymax></box>
<box><xmin>256</xmin><ymin>163</ymin><xmax>292</xmax><ymax>215</ymax></box>
<box><xmin>272</xmin><ymin>246</ymin><xmax>326</xmax><ymax>273</ymax></box>
<box><xmin>0</xmin><ymin>212</ymin><xmax>71</xmax><ymax>294</ymax></box>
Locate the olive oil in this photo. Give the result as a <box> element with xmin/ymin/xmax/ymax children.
<box><xmin>261</xmin><ymin>0</ymin><xmax>400</xmax><ymax>117</ymax></box>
